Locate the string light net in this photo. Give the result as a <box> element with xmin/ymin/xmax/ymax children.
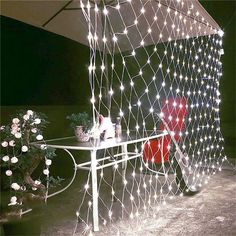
<box><xmin>74</xmin><ymin>0</ymin><xmax>227</xmax><ymax>233</ymax></box>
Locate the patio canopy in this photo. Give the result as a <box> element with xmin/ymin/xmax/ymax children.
<box><xmin>1</xmin><ymin>0</ymin><xmax>221</xmax><ymax>52</ymax></box>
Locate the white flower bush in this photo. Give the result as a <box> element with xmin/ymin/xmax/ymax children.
<box><xmin>0</xmin><ymin>110</ymin><xmax>56</xmax><ymax>216</ymax></box>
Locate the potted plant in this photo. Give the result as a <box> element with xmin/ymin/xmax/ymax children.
<box><xmin>66</xmin><ymin>112</ymin><xmax>92</xmax><ymax>142</ymax></box>
<box><xmin>0</xmin><ymin>109</ymin><xmax>57</xmax><ymax>234</ymax></box>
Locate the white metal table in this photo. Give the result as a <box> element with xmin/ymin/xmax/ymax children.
<box><xmin>42</xmin><ymin>130</ymin><xmax>168</xmax><ymax>231</ymax></box>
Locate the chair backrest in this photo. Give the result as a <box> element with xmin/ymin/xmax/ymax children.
<box><xmin>160</xmin><ymin>97</ymin><xmax>187</xmax><ymax>141</ymax></box>
<box><xmin>143</xmin><ymin>97</ymin><xmax>187</xmax><ymax>164</ymax></box>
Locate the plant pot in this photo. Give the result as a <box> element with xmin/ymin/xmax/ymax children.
<box><xmin>74</xmin><ymin>126</ymin><xmax>90</xmax><ymax>142</ymax></box>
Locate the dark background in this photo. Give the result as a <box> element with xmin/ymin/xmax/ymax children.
<box><xmin>1</xmin><ymin>1</ymin><xmax>235</xmax><ymax>158</ymax></box>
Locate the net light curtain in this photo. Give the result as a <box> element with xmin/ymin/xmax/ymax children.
<box><xmin>76</xmin><ymin>0</ymin><xmax>226</xmax><ymax>232</ymax></box>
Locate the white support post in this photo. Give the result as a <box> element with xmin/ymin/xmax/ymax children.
<box><xmin>121</xmin><ymin>144</ymin><xmax>128</xmax><ymax>180</ymax></box>
<box><xmin>91</xmin><ymin>150</ymin><xmax>99</xmax><ymax>232</ymax></box>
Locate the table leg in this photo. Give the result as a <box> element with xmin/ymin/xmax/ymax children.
<box><xmin>121</xmin><ymin>144</ymin><xmax>128</xmax><ymax>180</ymax></box>
<box><xmin>91</xmin><ymin>150</ymin><xmax>99</xmax><ymax>231</ymax></box>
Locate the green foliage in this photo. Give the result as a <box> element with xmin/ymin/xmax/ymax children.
<box><xmin>46</xmin><ymin>176</ymin><xmax>65</xmax><ymax>187</ymax></box>
<box><xmin>66</xmin><ymin>112</ymin><xmax>92</xmax><ymax>131</ymax></box>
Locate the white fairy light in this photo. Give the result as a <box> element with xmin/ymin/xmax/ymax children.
<box><xmin>112</xmin><ymin>35</ymin><xmax>118</xmax><ymax>42</ymax></box>
<box><xmin>72</xmin><ymin>2</ymin><xmax>227</xmax><ymax>229</ymax></box>
<box><xmin>101</xmin><ymin>64</ymin><xmax>105</xmax><ymax>71</ymax></box>
<box><xmin>115</xmin><ymin>4</ymin><xmax>120</xmax><ymax>10</ymax></box>
<box><xmin>109</xmin><ymin>89</ymin><xmax>114</xmax><ymax>96</ymax></box>
<box><xmin>93</xmin><ymin>34</ymin><xmax>98</xmax><ymax>41</ymax></box>
<box><xmin>103</xmin><ymin>7</ymin><xmax>108</xmax><ymax>15</ymax></box>
<box><xmin>218</xmin><ymin>30</ymin><xmax>224</xmax><ymax>37</ymax></box>
<box><xmin>84</xmin><ymin>184</ymin><xmax>89</xmax><ymax>190</ymax></box>
<box><xmin>102</xmin><ymin>36</ymin><xmax>107</xmax><ymax>43</ymax></box>
<box><xmin>90</xmin><ymin>96</ymin><xmax>95</xmax><ymax>104</ymax></box>
<box><xmin>119</xmin><ymin>110</ymin><xmax>124</xmax><ymax>117</ymax></box>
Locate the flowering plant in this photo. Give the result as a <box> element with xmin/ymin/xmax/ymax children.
<box><xmin>0</xmin><ymin>110</ymin><xmax>56</xmax><ymax>222</ymax></box>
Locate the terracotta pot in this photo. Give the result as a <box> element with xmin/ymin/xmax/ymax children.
<box><xmin>74</xmin><ymin>126</ymin><xmax>90</xmax><ymax>142</ymax></box>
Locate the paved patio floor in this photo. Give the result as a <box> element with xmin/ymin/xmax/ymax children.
<box><xmin>41</xmin><ymin>163</ymin><xmax>236</xmax><ymax>236</ymax></box>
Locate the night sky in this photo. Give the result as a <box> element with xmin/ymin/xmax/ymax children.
<box><xmin>1</xmin><ymin>1</ymin><xmax>235</xmax><ymax>156</ymax></box>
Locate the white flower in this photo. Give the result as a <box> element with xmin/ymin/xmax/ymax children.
<box><xmin>2</xmin><ymin>155</ymin><xmax>10</xmax><ymax>162</ymax></box>
<box><xmin>23</xmin><ymin>114</ymin><xmax>29</xmax><ymax>120</ymax></box>
<box><xmin>43</xmin><ymin>169</ymin><xmax>49</xmax><ymax>175</ymax></box>
<box><xmin>6</xmin><ymin>170</ymin><xmax>12</xmax><ymax>176</ymax></box>
<box><xmin>35</xmin><ymin>180</ymin><xmax>41</xmax><ymax>185</ymax></box>
<box><xmin>31</xmin><ymin>128</ymin><xmax>37</xmax><ymax>133</ymax></box>
<box><xmin>0</xmin><ymin>126</ymin><xmax>5</xmax><ymax>130</ymax></box>
<box><xmin>27</xmin><ymin>110</ymin><xmax>34</xmax><ymax>116</ymax></box>
<box><xmin>32</xmin><ymin>187</ymin><xmax>37</xmax><ymax>191</ymax></box>
<box><xmin>11</xmin><ymin>183</ymin><xmax>21</xmax><ymax>190</ymax></box>
<box><xmin>40</xmin><ymin>144</ymin><xmax>47</xmax><ymax>150</ymax></box>
<box><xmin>45</xmin><ymin>159</ymin><xmax>52</xmax><ymax>166</ymax></box>
<box><xmin>11</xmin><ymin>124</ymin><xmax>19</xmax><ymax>134</ymax></box>
<box><xmin>36</xmin><ymin>134</ymin><xmax>43</xmax><ymax>141</ymax></box>
<box><xmin>8</xmin><ymin>196</ymin><xmax>18</xmax><ymax>206</ymax></box>
<box><xmin>34</xmin><ymin>118</ymin><xmax>41</xmax><ymax>124</ymax></box>
<box><xmin>9</xmin><ymin>140</ymin><xmax>15</xmax><ymax>147</ymax></box>
<box><xmin>15</xmin><ymin>132</ymin><xmax>22</xmax><ymax>139</ymax></box>
<box><xmin>1</xmin><ymin>141</ymin><xmax>8</xmax><ymax>147</ymax></box>
<box><xmin>11</xmin><ymin>156</ymin><xmax>18</xmax><ymax>164</ymax></box>
<box><xmin>12</xmin><ymin>118</ymin><xmax>20</xmax><ymax>124</ymax></box>
<box><xmin>21</xmin><ymin>145</ymin><xmax>28</xmax><ymax>152</ymax></box>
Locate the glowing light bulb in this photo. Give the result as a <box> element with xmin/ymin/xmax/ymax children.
<box><xmin>101</xmin><ymin>64</ymin><xmax>105</xmax><ymax>71</ymax></box>
<box><xmin>218</xmin><ymin>30</ymin><xmax>224</xmax><ymax>37</ymax></box>
<box><xmin>112</xmin><ymin>35</ymin><xmax>117</xmax><ymax>42</ymax></box>
<box><xmin>109</xmin><ymin>89</ymin><xmax>114</xmax><ymax>96</ymax></box>
<box><xmin>102</xmin><ymin>36</ymin><xmax>107</xmax><ymax>43</ymax></box>
<box><xmin>119</xmin><ymin>110</ymin><xmax>124</xmax><ymax>117</ymax></box>
<box><xmin>120</xmin><ymin>84</ymin><xmax>124</xmax><ymax>91</ymax></box>
<box><xmin>103</xmin><ymin>8</ymin><xmax>108</xmax><ymax>15</ymax></box>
